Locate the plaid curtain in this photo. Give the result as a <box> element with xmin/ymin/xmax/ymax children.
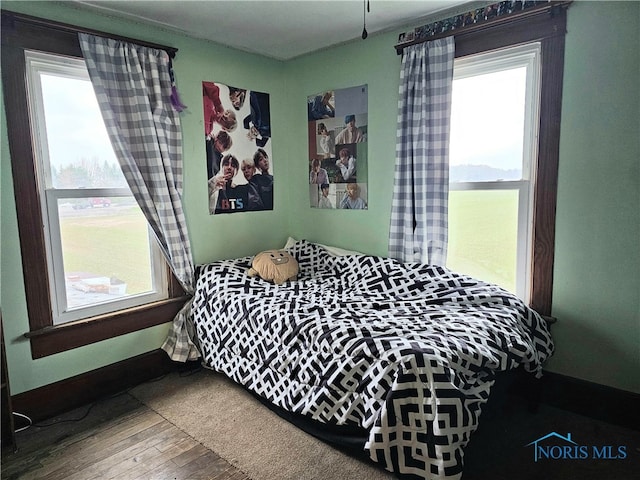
<box><xmin>79</xmin><ymin>33</ymin><xmax>199</xmax><ymax>361</ymax></box>
<box><xmin>388</xmin><ymin>37</ymin><xmax>454</xmax><ymax>266</ymax></box>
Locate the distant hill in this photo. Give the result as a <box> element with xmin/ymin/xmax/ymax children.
<box><xmin>450</xmin><ymin>164</ymin><xmax>521</xmax><ymax>182</ymax></box>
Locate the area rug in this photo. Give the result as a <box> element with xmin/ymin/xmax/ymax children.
<box><xmin>128</xmin><ymin>369</ymin><xmax>396</xmax><ymax>480</ymax></box>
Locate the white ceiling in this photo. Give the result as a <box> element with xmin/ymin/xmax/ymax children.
<box><xmin>71</xmin><ymin>0</ymin><xmax>474</xmax><ymax>60</ymax></box>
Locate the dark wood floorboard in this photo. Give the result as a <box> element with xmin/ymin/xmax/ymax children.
<box><xmin>1</xmin><ymin>391</ymin><xmax>250</xmax><ymax>480</ymax></box>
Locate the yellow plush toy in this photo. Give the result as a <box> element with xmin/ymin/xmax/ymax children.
<box><xmin>247</xmin><ymin>249</ymin><xmax>299</xmax><ymax>285</ymax></box>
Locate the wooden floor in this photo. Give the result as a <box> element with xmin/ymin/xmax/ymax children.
<box><xmin>4</xmin><ymin>372</ymin><xmax>638</xmax><ymax>480</ymax></box>
<box><xmin>1</xmin><ymin>390</ymin><xmax>251</xmax><ymax>480</ymax></box>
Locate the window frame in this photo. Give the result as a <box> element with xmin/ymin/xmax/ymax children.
<box><xmin>448</xmin><ymin>42</ymin><xmax>541</xmax><ymax>301</ymax></box>
<box><xmin>441</xmin><ymin>4</ymin><xmax>567</xmax><ymax>316</ymax></box>
<box><xmin>25</xmin><ymin>50</ymin><xmax>169</xmax><ymax>325</ymax></box>
<box><xmin>1</xmin><ymin>11</ymin><xmax>186</xmax><ymax>359</ymax></box>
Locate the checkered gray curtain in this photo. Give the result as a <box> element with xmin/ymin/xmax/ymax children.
<box><xmin>79</xmin><ymin>33</ymin><xmax>199</xmax><ymax>361</ymax></box>
<box><xmin>388</xmin><ymin>38</ymin><xmax>454</xmax><ymax>266</ymax></box>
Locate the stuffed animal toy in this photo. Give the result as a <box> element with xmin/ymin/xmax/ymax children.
<box><xmin>248</xmin><ymin>249</ymin><xmax>299</xmax><ymax>285</ymax></box>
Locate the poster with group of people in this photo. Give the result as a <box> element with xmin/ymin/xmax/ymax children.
<box><xmin>307</xmin><ymin>85</ymin><xmax>368</xmax><ymax>210</ymax></box>
<box><xmin>203</xmin><ymin>81</ymin><xmax>273</xmax><ymax>215</ymax></box>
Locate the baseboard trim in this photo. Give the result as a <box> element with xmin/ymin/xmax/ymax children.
<box><xmin>11</xmin><ymin>349</ymin><xmax>189</xmax><ymax>423</ymax></box>
<box><xmin>538</xmin><ymin>371</ymin><xmax>640</xmax><ymax>431</ymax></box>
<box><xmin>502</xmin><ymin>369</ymin><xmax>640</xmax><ymax>431</ymax></box>
<box><xmin>12</xmin><ymin>356</ymin><xmax>639</xmax><ymax>431</ymax></box>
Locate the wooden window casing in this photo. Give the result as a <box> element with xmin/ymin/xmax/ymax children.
<box><xmin>1</xmin><ymin>11</ymin><xmax>187</xmax><ymax>358</ymax></box>
<box><xmin>396</xmin><ymin>3</ymin><xmax>569</xmax><ymax>315</ymax></box>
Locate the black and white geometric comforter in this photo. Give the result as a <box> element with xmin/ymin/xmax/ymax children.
<box><xmin>192</xmin><ymin>240</ymin><xmax>554</xmax><ymax>480</ymax></box>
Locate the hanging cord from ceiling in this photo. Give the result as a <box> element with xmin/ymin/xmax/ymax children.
<box><xmin>362</xmin><ymin>0</ymin><xmax>370</xmax><ymax>39</ymax></box>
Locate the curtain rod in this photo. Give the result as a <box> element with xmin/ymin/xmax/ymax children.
<box><xmin>2</xmin><ymin>10</ymin><xmax>178</xmax><ymax>58</ymax></box>
<box><xmin>394</xmin><ymin>1</ymin><xmax>572</xmax><ymax>55</ymax></box>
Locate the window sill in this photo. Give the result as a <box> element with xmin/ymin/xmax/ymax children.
<box><xmin>25</xmin><ymin>296</ymin><xmax>190</xmax><ymax>359</ymax></box>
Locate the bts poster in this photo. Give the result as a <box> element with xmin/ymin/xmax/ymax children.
<box><xmin>307</xmin><ymin>84</ymin><xmax>368</xmax><ymax>210</ymax></box>
<box><xmin>203</xmin><ymin>81</ymin><xmax>273</xmax><ymax>214</ymax></box>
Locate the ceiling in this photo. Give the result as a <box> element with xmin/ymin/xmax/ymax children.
<box><xmin>71</xmin><ymin>0</ymin><xmax>473</xmax><ymax>60</ymax></box>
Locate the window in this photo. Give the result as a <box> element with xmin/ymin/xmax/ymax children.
<box><xmin>448</xmin><ymin>44</ymin><xmax>541</xmax><ymax>301</ymax></box>
<box><xmin>2</xmin><ymin>12</ymin><xmax>186</xmax><ymax>358</ymax></box>
<box><xmin>430</xmin><ymin>4</ymin><xmax>568</xmax><ymax>315</ymax></box>
<box><xmin>26</xmin><ymin>51</ymin><xmax>169</xmax><ymax>325</ymax></box>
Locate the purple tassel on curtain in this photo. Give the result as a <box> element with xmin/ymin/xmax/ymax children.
<box><xmin>169</xmin><ymin>58</ymin><xmax>187</xmax><ymax>112</ymax></box>
<box><xmin>171</xmin><ymin>85</ymin><xmax>187</xmax><ymax>112</ymax></box>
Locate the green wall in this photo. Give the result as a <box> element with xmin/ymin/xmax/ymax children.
<box><xmin>1</xmin><ymin>1</ymin><xmax>638</xmax><ymax>396</ymax></box>
<box><xmin>550</xmin><ymin>1</ymin><xmax>639</xmax><ymax>393</ymax></box>
<box><xmin>284</xmin><ymin>32</ymin><xmax>400</xmax><ymax>257</ymax></box>
<box><xmin>0</xmin><ymin>1</ymin><xmax>290</xmax><ymax>395</ymax></box>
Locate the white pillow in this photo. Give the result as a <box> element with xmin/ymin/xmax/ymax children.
<box><xmin>284</xmin><ymin>236</ymin><xmax>363</xmax><ymax>257</ymax></box>
<box><xmin>283</xmin><ymin>236</ymin><xmax>299</xmax><ymax>249</ymax></box>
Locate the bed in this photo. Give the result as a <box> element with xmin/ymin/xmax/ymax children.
<box><xmin>190</xmin><ymin>239</ymin><xmax>554</xmax><ymax>480</ymax></box>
